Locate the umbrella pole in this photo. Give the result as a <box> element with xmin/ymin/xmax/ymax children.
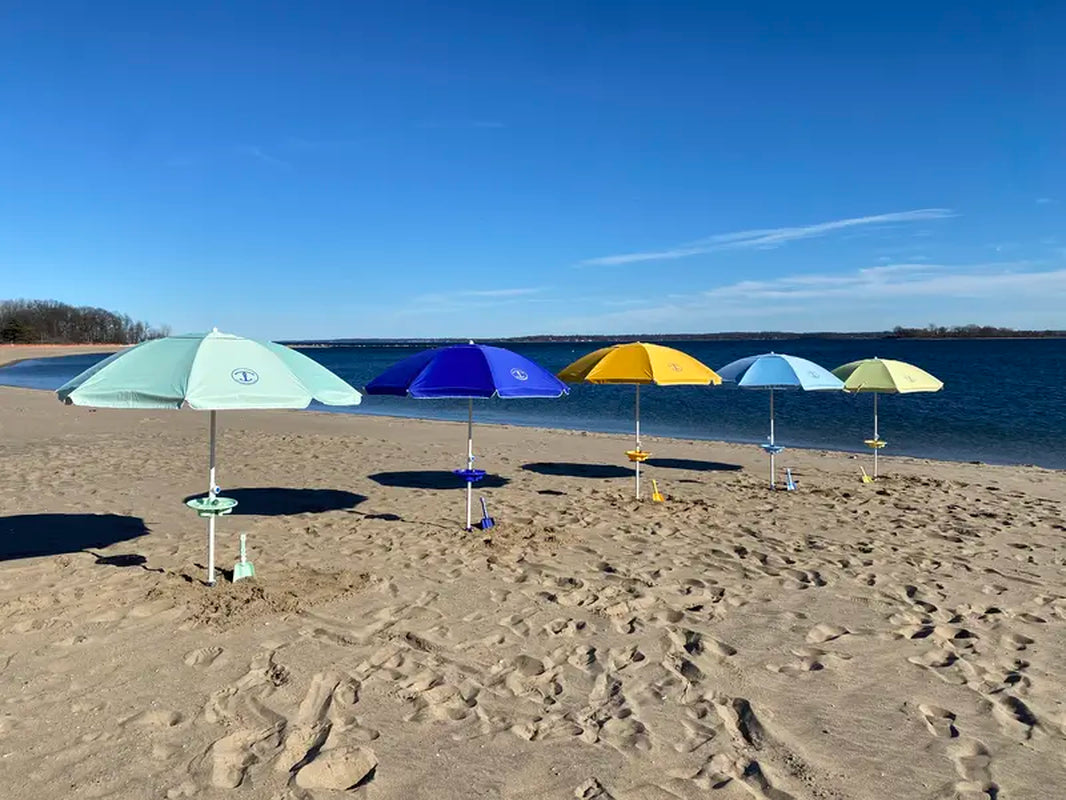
<box><xmin>769</xmin><ymin>388</ymin><xmax>776</xmax><ymax>489</ymax></box>
<box><xmin>207</xmin><ymin>410</ymin><xmax>217</xmax><ymax>586</ymax></box>
<box><xmin>873</xmin><ymin>392</ymin><xmax>879</xmax><ymax>479</ymax></box>
<box><xmin>635</xmin><ymin>384</ymin><xmax>641</xmax><ymax>500</ymax></box>
<box><xmin>466</xmin><ymin>398</ymin><xmax>474</xmax><ymax>531</ymax></box>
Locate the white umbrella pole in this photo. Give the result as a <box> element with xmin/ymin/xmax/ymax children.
<box><xmin>635</xmin><ymin>384</ymin><xmax>641</xmax><ymax>500</ymax></box>
<box><xmin>873</xmin><ymin>392</ymin><xmax>879</xmax><ymax>479</ymax></box>
<box><xmin>769</xmin><ymin>388</ymin><xmax>776</xmax><ymax>489</ymax></box>
<box><xmin>207</xmin><ymin>410</ymin><xmax>217</xmax><ymax>586</ymax></box>
<box><xmin>466</xmin><ymin>398</ymin><xmax>474</xmax><ymax>531</ymax></box>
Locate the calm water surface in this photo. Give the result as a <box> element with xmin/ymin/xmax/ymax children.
<box><xmin>3</xmin><ymin>338</ymin><xmax>1063</xmax><ymax>469</ymax></box>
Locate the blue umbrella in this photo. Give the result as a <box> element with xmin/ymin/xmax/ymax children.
<box><xmin>366</xmin><ymin>342</ymin><xmax>568</xmax><ymax>529</ymax></box>
<box><xmin>717</xmin><ymin>352</ymin><xmax>843</xmax><ymax>488</ymax></box>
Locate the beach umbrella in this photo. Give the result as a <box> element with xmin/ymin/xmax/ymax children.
<box><xmin>832</xmin><ymin>357</ymin><xmax>943</xmax><ymax>478</ymax></box>
<box><xmin>557</xmin><ymin>342</ymin><xmax>721</xmax><ymax>499</ymax></box>
<box><xmin>364</xmin><ymin>342</ymin><xmax>568</xmax><ymax>530</ymax></box>
<box><xmin>716</xmin><ymin>353</ymin><xmax>843</xmax><ymax>488</ymax></box>
<box><xmin>56</xmin><ymin>329</ymin><xmax>362</xmax><ymax>584</ymax></box>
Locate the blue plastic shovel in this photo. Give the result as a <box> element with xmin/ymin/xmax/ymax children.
<box><xmin>479</xmin><ymin>497</ymin><xmax>496</xmax><ymax>530</ymax></box>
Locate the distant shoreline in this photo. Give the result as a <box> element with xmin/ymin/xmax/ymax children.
<box><xmin>281</xmin><ymin>333</ymin><xmax>1066</xmax><ymax>347</ymax></box>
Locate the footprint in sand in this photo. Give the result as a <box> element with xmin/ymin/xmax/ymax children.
<box><xmin>500</xmin><ymin>613</ymin><xmax>531</xmax><ymax>638</ymax></box>
<box><xmin>992</xmin><ymin>694</ymin><xmax>1038</xmax><ymax>741</ymax></box>
<box><xmin>714</xmin><ymin>697</ymin><xmax>765</xmax><ymax>749</ymax></box>
<box><xmin>574</xmin><ymin>777</ymin><xmax>615</xmax><ymax>799</ymax></box>
<box><xmin>209</xmin><ymin>725</ymin><xmax>283</xmax><ymax>788</ymax></box>
<box><xmin>183</xmin><ymin>646</ymin><xmax>224</xmax><ymax>668</ymax></box>
<box><xmin>805</xmin><ymin>623</ymin><xmax>848</xmax><ymax>644</ymax></box>
<box><xmin>544</xmin><ymin>617</ymin><xmax>588</xmax><ymax>637</ymax></box>
<box><xmin>949</xmin><ymin>740</ymin><xmax>999</xmax><ymax>799</ymax></box>
<box><xmin>767</xmin><ymin>646</ymin><xmax>849</xmax><ymax>675</ymax></box>
<box><xmin>121</xmin><ymin>708</ymin><xmax>185</xmax><ymax>729</ymax></box>
<box><xmin>918</xmin><ymin>704</ymin><xmax>958</xmax><ymax>738</ymax></box>
<box><xmin>999</xmin><ymin>632</ymin><xmax>1034</xmax><ymax>651</ymax></box>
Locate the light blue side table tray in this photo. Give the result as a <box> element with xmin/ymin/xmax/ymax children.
<box><xmin>185</xmin><ymin>496</ymin><xmax>238</xmax><ymax>517</ymax></box>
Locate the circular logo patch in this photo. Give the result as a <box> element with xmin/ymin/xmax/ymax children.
<box><xmin>668</xmin><ymin>362</ymin><xmax>683</xmax><ymax>372</ymax></box>
<box><xmin>231</xmin><ymin>368</ymin><xmax>259</xmax><ymax>385</ymax></box>
<box><xmin>510</xmin><ymin>368</ymin><xmax>529</xmax><ymax>381</ymax></box>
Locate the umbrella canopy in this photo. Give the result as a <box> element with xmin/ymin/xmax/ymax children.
<box><xmin>57</xmin><ymin>329</ymin><xmax>362</xmax><ymax>585</ymax></box>
<box><xmin>717</xmin><ymin>353</ymin><xmax>843</xmax><ymax>488</ymax></box>
<box><xmin>558</xmin><ymin>342</ymin><xmax>721</xmax><ymax>498</ymax></box>
<box><xmin>717</xmin><ymin>352</ymin><xmax>844</xmax><ymax>390</ymax></box>
<box><xmin>366</xmin><ymin>342</ymin><xmax>567</xmax><ymax>398</ymax></box>
<box><xmin>832</xmin><ymin>357</ymin><xmax>944</xmax><ymax>478</ymax></box>
<box><xmin>558</xmin><ymin>341</ymin><xmax>719</xmax><ymax>385</ymax></box>
<box><xmin>57</xmin><ymin>329</ymin><xmax>360</xmax><ymax>409</ymax></box>
<box><xmin>832</xmin><ymin>357</ymin><xmax>943</xmax><ymax>394</ymax></box>
<box><xmin>365</xmin><ymin>343</ymin><xmax>568</xmax><ymax>530</ymax></box>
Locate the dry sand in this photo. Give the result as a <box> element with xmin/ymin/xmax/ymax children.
<box><xmin>1</xmin><ymin>357</ymin><xmax>1064</xmax><ymax>799</ymax></box>
<box><xmin>0</xmin><ymin>344</ymin><xmax>125</xmax><ymax>368</ymax></box>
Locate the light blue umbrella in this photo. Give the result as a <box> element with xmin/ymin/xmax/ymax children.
<box><xmin>58</xmin><ymin>329</ymin><xmax>362</xmax><ymax>584</ymax></box>
<box><xmin>717</xmin><ymin>352</ymin><xmax>843</xmax><ymax>488</ymax></box>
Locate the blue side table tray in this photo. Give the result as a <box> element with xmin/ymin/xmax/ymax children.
<box><xmin>453</xmin><ymin>468</ymin><xmax>486</xmax><ymax>483</ymax></box>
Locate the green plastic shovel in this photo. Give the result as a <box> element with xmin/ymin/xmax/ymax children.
<box><xmin>233</xmin><ymin>533</ymin><xmax>255</xmax><ymax>582</ymax></box>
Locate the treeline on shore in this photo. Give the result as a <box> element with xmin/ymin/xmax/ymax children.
<box><xmin>285</xmin><ymin>322</ymin><xmax>1066</xmax><ymax>348</ymax></box>
<box><xmin>0</xmin><ymin>299</ymin><xmax>170</xmax><ymax>344</ymax></box>
<box><xmin>890</xmin><ymin>324</ymin><xmax>1065</xmax><ymax>339</ymax></box>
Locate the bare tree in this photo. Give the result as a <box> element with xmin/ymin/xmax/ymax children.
<box><xmin>0</xmin><ymin>299</ymin><xmax>170</xmax><ymax>344</ymax></box>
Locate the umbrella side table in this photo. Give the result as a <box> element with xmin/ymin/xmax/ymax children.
<box><xmin>185</xmin><ymin>496</ymin><xmax>238</xmax><ymax>586</ymax></box>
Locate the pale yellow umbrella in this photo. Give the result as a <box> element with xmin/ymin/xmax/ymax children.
<box><xmin>832</xmin><ymin>357</ymin><xmax>943</xmax><ymax>478</ymax></box>
<box><xmin>558</xmin><ymin>342</ymin><xmax>721</xmax><ymax>498</ymax></box>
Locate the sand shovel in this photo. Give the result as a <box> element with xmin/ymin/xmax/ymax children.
<box><xmin>651</xmin><ymin>480</ymin><xmax>665</xmax><ymax>502</ymax></box>
<box><xmin>233</xmin><ymin>533</ymin><xmax>255</xmax><ymax>582</ymax></box>
<box><xmin>479</xmin><ymin>497</ymin><xmax>496</xmax><ymax>530</ymax></box>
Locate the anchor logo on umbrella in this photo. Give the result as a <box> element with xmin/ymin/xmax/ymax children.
<box><xmin>231</xmin><ymin>368</ymin><xmax>259</xmax><ymax>385</ymax></box>
<box><xmin>510</xmin><ymin>368</ymin><xmax>529</xmax><ymax>381</ymax></box>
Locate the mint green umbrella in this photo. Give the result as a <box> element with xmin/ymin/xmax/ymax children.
<box><xmin>57</xmin><ymin>329</ymin><xmax>361</xmax><ymax>584</ymax></box>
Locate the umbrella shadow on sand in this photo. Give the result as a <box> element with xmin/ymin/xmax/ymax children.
<box><xmin>645</xmin><ymin>458</ymin><xmax>743</xmax><ymax>472</ymax></box>
<box><xmin>368</xmin><ymin>471</ymin><xmax>509</xmax><ymax>490</ymax></box>
<box><xmin>0</xmin><ymin>513</ymin><xmax>150</xmax><ymax>561</ymax></box>
<box><xmin>182</xmin><ymin>488</ymin><xmax>367</xmax><ymax>516</ymax></box>
<box><xmin>522</xmin><ymin>462</ymin><xmax>632</xmax><ymax>479</ymax></box>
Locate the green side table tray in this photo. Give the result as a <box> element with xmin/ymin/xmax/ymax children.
<box><xmin>185</xmin><ymin>496</ymin><xmax>238</xmax><ymax>517</ymax></box>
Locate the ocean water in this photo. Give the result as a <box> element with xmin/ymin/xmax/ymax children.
<box><xmin>2</xmin><ymin>338</ymin><xmax>1064</xmax><ymax>469</ymax></box>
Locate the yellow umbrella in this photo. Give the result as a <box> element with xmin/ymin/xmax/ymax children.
<box><xmin>832</xmin><ymin>357</ymin><xmax>943</xmax><ymax>478</ymax></box>
<box><xmin>558</xmin><ymin>342</ymin><xmax>721</xmax><ymax>498</ymax></box>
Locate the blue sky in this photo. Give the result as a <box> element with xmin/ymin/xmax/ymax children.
<box><xmin>2</xmin><ymin>1</ymin><xmax>1064</xmax><ymax>339</ymax></box>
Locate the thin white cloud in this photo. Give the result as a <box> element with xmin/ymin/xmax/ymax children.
<box><xmin>236</xmin><ymin>145</ymin><xmax>293</xmax><ymax>170</ymax></box>
<box><xmin>403</xmin><ymin>287</ymin><xmax>547</xmax><ymax>315</ymax></box>
<box><xmin>411</xmin><ymin>287</ymin><xmax>543</xmax><ymax>304</ymax></box>
<box><xmin>415</xmin><ymin>120</ymin><xmax>506</xmax><ymax>130</ymax></box>
<box><xmin>551</xmin><ymin>260</ymin><xmax>1066</xmax><ymax>333</ymax></box>
<box><xmin>697</xmin><ymin>261</ymin><xmax>1063</xmax><ymax>303</ymax></box>
<box><xmin>1037</xmin><ymin>197</ymin><xmax>1055</xmax><ymax>204</ymax></box>
<box><xmin>283</xmin><ymin>136</ymin><xmax>361</xmax><ymax>151</ymax></box>
<box><xmin>580</xmin><ymin>208</ymin><xmax>956</xmax><ymax>266</ymax></box>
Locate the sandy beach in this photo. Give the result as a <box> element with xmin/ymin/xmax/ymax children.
<box><xmin>0</xmin><ymin>344</ymin><xmax>125</xmax><ymax>368</ymax></box>
<box><xmin>1</xmin><ymin>352</ymin><xmax>1064</xmax><ymax>799</ymax></box>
